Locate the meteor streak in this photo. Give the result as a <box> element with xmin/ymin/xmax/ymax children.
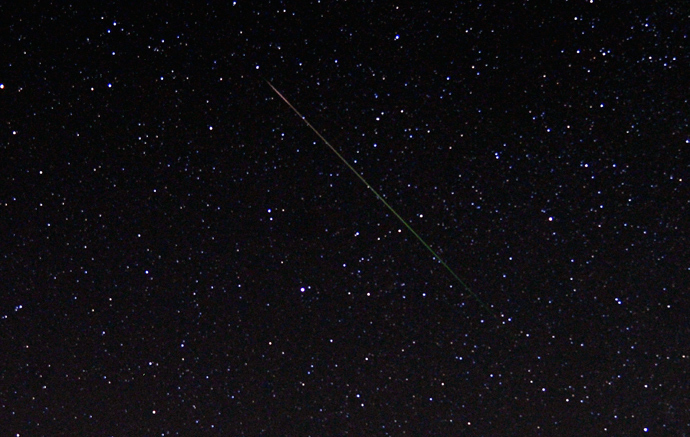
<box><xmin>266</xmin><ymin>80</ymin><xmax>499</xmax><ymax>322</ymax></box>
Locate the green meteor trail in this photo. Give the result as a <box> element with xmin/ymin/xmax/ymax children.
<box><xmin>266</xmin><ymin>80</ymin><xmax>499</xmax><ymax>322</ymax></box>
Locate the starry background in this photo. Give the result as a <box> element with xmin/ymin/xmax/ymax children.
<box><xmin>2</xmin><ymin>1</ymin><xmax>689</xmax><ymax>435</ymax></box>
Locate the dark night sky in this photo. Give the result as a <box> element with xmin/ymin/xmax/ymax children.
<box><xmin>2</xmin><ymin>1</ymin><xmax>689</xmax><ymax>435</ymax></box>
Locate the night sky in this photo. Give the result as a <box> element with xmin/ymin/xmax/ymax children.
<box><xmin>2</xmin><ymin>1</ymin><xmax>689</xmax><ymax>435</ymax></box>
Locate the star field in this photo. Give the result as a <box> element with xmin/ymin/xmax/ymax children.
<box><xmin>2</xmin><ymin>1</ymin><xmax>689</xmax><ymax>435</ymax></box>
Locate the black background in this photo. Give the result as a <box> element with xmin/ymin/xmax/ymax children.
<box><xmin>2</xmin><ymin>1</ymin><xmax>689</xmax><ymax>435</ymax></box>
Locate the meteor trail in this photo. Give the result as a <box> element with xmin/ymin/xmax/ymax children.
<box><xmin>266</xmin><ymin>80</ymin><xmax>499</xmax><ymax>322</ymax></box>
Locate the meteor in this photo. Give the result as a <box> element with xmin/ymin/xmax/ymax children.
<box><xmin>266</xmin><ymin>80</ymin><xmax>499</xmax><ymax>322</ymax></box>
